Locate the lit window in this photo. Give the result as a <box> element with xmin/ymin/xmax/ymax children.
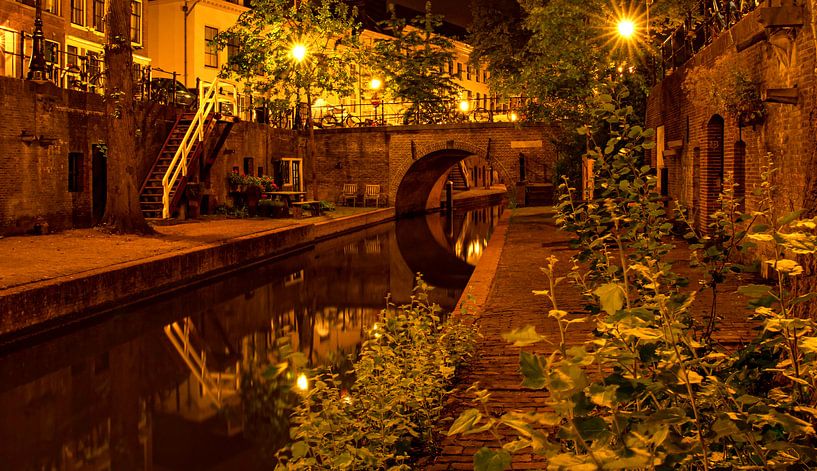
<box><xmin>204</xmin><ymin>26</ymin><xmax>218</xmax><ymax>68</ymax></box>
<box><xmin>93</xmin><ymin>0</ymin><xmax>104</xmax><ymax>32</ymax></box>
<box><xmin>71</xmin><ymin>0</ymin><xmax>85</xmax><ymax>25</ymax></box>
<box><xmin>130</xmin><ymin>0</ymin><xmax>142</xmax><ymax>43</ymax></box>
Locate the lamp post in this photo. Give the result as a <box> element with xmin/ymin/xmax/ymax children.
<box><xmin>369</xmin><ymin>77</ymin><xmax>382</xmax><ymax>125</ymax></box>
<box><xmin>27</xmin><ymin>0</ymin><xmax>47</xmax><ymax>81</ymax></box>
<box><xmin>291</xmin><ymin>43</ymin><xmax>307</xmax><ymax>130</ymax></box>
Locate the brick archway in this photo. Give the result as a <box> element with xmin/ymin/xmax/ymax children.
<box><xmin>392</xmin><ymin>140</ymin><xmax>514</xmax><ymax>216</ymax></box>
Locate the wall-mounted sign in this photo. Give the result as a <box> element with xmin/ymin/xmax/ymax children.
<box><xmin>510</xmin><ymin>140</ymin><xmax>543</xmax><ymax>149</ymax></box>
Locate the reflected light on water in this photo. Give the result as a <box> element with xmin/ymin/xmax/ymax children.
<box><xmin>296</xmin><ymin>373</ymin><xmax>309</xmax><ymax>392</ymax></box>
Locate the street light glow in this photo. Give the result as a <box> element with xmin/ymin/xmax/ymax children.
<box><xmin>369</xmin><ymin>78</ymin><xmax>382</xmax><ymax>90</ymax></box>
<box><xmin>459</xmin><ymin>100</ymin><xmax>470</xmax><ymax>113</ymax></box>
<box><xmin>617</xmin><ymin>19</ymin><xmax>636</xmax><ymax>39</ymax></box>
<box><xmin>291</xmin><ymin>43</ymin><xmax>307</xmax><ymax>63</ymax></box>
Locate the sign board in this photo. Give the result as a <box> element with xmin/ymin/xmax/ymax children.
<box><xmin>510</xmin><ymin>140</ymin><xmax>543</xmax><ymax>149</ymax></box>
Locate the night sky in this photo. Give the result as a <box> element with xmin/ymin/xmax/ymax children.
<box><xmin>392</xmin><ymin>0</ymin><xmax>473</xmax><ymax>27</ymax></box>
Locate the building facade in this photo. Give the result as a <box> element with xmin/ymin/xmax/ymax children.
<box><xmin>0</xmin><ymin>0</ymin><xmax>150</xmax><ymax>90</ymax></box>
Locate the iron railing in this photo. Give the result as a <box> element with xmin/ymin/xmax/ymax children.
<box><xmin>658</xmin><ymin>0</ymin><xmax>767</xmax><ymax>76</ymax></box>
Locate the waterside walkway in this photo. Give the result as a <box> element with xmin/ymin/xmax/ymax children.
<box><xmin>429</xmin><ymin>207</ymin><xmax>761</xmax><ymax>470</ymax></box>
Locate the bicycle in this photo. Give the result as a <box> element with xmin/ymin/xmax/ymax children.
<box><xmin>318</xmin><ymin>105</ymin><xmax>362</xmax><ymax>128</ymax></box>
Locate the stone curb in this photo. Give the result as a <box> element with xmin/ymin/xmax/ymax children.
<box><xmin>0</xmin><ymin>209</ymin><xmax>394</xmax><ymax>341</ymax></box>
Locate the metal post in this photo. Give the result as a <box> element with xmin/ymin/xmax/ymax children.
<box><xmin>27</xmin><ymin>0</ymin><xmax>47</xmax><ymax>81</ymax></box>
<box><xmin>445</xmin><ymin>180</ymin><xmax>454</xmax><ymax>212</ymax></box>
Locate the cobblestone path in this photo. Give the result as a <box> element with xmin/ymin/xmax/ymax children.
<box><xmin>426</xmin><ymin>208</ymin><xmax>761</xmax><ymax>470</ymax></box>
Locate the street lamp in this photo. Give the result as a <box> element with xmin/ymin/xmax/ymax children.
<box><xmin>369</xmin><ymin>77</ymin><xmax>382</xmax><ymax>124</ymax></box>
<box><xmin>459</xmin><ymin>99</ymin><xmax>470</xmax><ymax>113</ymax></box>
<box><xmin>291</xmin><ymin>43</ymin><xmax>307</xmax><ymax>129</ymax></box>
<box><xmin>617</xmin><ymin>18</ymin><xmax>636</xmax><ymax>40</ymax></box>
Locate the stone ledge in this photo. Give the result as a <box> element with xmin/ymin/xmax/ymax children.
<box><xmin>0</xmin><ymin>208</ymin><xmax>394</xmax><ymax>341</ymax></box>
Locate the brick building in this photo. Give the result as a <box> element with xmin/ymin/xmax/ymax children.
<box><xmin>645</xmin><ymin>1</ymin><xmax>816</xmax><ymax>231</ymax></box>
<box><xmin>0</xmin><ymin>0</ymin><xmax>150</xmax><ymax>88</ymax></box>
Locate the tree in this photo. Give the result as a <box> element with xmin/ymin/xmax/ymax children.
<box><xmin>101</xmin><ymin>0</ymin><xmax>152</xmax><ymax>233</ymax></box>
<box><xmin>369</xmin><ymin>1</ymin><xmax>460</xmax><ymax>124</ymax></box>
<box><xmin>468</xmin><ymin>0</ymin><xmax>531</xmax><ymax>98</ymax></box>
<box><xmin>215</xmin><ymin>0</ymin><xmax>361</xmax><ymax>198</ymax></box>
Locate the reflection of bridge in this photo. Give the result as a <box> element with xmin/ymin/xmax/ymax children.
<box><xmin>312</xmin><ymin>122</ymin><xmax>556</xmax><ymax>215</ymax></box>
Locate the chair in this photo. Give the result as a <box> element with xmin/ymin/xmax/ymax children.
<box><xmin>363</xmin><ymin>184</ymin><xmax>384</xmax><ymax>207</ymax></box>
<box><xmin>340</xmin><ymin>183</ymin><xmax>358</xmax><ymax>206</ymax></box>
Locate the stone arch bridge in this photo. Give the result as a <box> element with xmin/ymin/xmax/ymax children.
<box><xmin>310</xmin><ymin>122</ymin><xmax>557</xmax><ymax>216</ymax></box>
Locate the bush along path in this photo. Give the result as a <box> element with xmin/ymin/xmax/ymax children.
<box><xmin>274</xmin><ymin>278</ymin><xmax>478</xmax><ymax>470</ymax></box>
<box><xmin>446</xmin><ymin>81</ymin><xmax>817</xmax><ymax>469</ymax></box>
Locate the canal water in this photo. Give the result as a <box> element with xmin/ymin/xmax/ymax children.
<box><xmin>0</xmin><ymin>204</ymin><xmax>504</xmax><ymax>470</ymax></box>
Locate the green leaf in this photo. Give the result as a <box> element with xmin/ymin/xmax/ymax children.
<box><xmin>291</xmin><ymin>441</ymin><xmax>310</xmax><ymax>459</ymax></box>
<box><xmin>593</xmin><ymin>283</ymin><xmax>625</xmax><ymax>315</ymax></box>
<box><xmin>502</xmin><ymin>325</ymin><xmax>545</xmax><ymax>347</ymax></box>
<box><xmin>519</xmin><ymin>351</ymin><xmax>547</xmax><ymax>389</ymax></box>
<box><xmin>574</xmin><ymin>416</ymin><xmax>608</xmax><ymax>440</ymax></box>
<box><xmin>333</xmin><ymin>452</ymin><xmax>353</xmax><ymax>468</ymax></box>
<box><xmin>777</xmin><ymin>209</ymin><xmax>804</xmax><ymax>226</ymax></box>
<box><xmin>737</xmin><ymin>284</ymin><xmax>773</xmax><ymax>299</ymax></box>
<box><xmin>473</xmin><ymin>447</ymin><xmax>512</xmax><ymax>471</ymax></box>
<box><xmin>447</xmin><ymin>408</ymin><xmax>482</xmax><ymax>436</ymax></box>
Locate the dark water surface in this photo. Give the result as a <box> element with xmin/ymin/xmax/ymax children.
<box><xmin>0</xmin><ymin>205</ymin><xmax>504</xmax><ymax>470</ymax></box>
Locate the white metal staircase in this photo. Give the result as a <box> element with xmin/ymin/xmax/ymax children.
<box><xmin>140</xmin><ymin>78</ymin><xmax>238</xmax><ymax>219</ymax></box>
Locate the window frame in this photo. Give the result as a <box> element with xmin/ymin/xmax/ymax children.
<box><xmin>70</xmin><ymin>0</ymin><xmax>85</xmax><ymax>26</ymax></box>
<box><xmin>204</xmin><ymin>26</ymin><xmax>219</xmax><ymax>68</ymax></box>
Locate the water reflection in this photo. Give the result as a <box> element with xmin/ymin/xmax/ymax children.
<box><xmin>0</xmin><ymin>204</ymin><xmax>503</xmax><ymax>470</ymax></box>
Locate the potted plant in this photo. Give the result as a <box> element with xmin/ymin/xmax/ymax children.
<box><xmin>227</xmin><ymin>171</ymin><xmax>246</xmax><ymax>192</ymax></box>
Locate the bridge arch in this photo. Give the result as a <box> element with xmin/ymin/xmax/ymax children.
<box><xmin>392</xmin><ymin>140</ymin><xmax>514</xmax><ymax>217</ymax></box>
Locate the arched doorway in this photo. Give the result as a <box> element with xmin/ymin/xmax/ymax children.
<box><xmin>699</xmin><ymin>115</ymin><xmax>724</xmax><ymax>230</ymax></box>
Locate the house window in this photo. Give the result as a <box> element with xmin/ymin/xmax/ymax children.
<box><xmin>466</xmin><ymin>65</ymin><xmax>472</xmax><ymax>81</ymax></box>
<box><xmin>483</xmin><ymin>70</ymin><xmax>488</xmax><ymax>82</ymax></box>
<box><xmin>93</xmin><ymin>0</ymin><xmax>104</xmax><ymax>32</ymax></box>
<box><xmin>243</xmin><ymin>157</ymin><xmax>254</xmax><ymax>176</ymax></box>
<box><xmin>68</xmin><ymin>152</ymin><xmax>84</xmax><ymax>192</ymax></box>
<box><xmin>130</xmin><ymin>0</ymin><xmax>142</xmax><ymax>43</ymax></box>
<box><xmin>204</xmin><ymin>26</ymin><xmax>218</xmax><ymax>68</ymax></box>
<box><xmin>227</xmin><ymin>38</ymin><xmax>239</xmax><ymax>70</ymax></box>
<box><xmin>66</xmin><ymin>45</ymin><xmax>79</xmax><ymax>68</ymax></box>
<box><xmin>17</xmin><ymin>0</ymin><xmax>58</xmax><ymax>13</ymax></box>
<box><xmin>44</xmin><ymin>40</ymin><xmax>59</xmax><ymax>80</ymax></box>
<box><xmin>1</xmin><ymin>29</ymin><xmax>17</xmax><ymax>78</ymax></box>
<box><xmin>456</xmin><ymin>62</ymin><xmax>462</xmax><ymax>80</ymax></box>
<box><xmin>475</xmin><ymin>67</ymin><xmax>480</xmax><ymax>83</ymax></box>
<box><xmin>447</xmin><ymin>60</ymin><xmax>453</xmax><ymax>75</ymax></box>
<box><xmin>71</xmin><ymin>0</ymin><xmax>85</xmax><ymax>25</ymax></box>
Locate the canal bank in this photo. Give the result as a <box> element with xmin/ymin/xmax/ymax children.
<box><xmin>0</xmin><ymin>208</ymin><xmax>394</xmax><ymax>341</ymax></box>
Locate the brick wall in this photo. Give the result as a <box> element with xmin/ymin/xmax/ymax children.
<box><xmin>0</xmin><ymin>76</ymin><xmax>175</xmax><ymax>236</ymax></box>
<box><xmin>646</xmin><ymin>5</ymin><xmax>817</xmax><ymax>232</ymax></box>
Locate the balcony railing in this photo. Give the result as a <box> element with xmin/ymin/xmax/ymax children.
<box><xmin>658</xmin><ymin>0</ymin><xmax>768</xmax><ymax>76</ymax></box>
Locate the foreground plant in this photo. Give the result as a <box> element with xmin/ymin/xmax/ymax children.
<box><xmin>448</xmin><ymin>83</ymin><xmax>817</xmax><ymax>469</ymax></box>
<box><xmin>276</xmin><ymin>278</ymin><xmax>477</xmax><ymax>469</ymax></box>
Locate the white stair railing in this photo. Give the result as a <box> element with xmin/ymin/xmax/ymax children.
<box><xmin>161</xmin><ymin>77</ymin><xmax>238</xmax><ymax>218</ymax></box>
<box><xmin>163</xmin><ymin>317</ymin><xmax>240</xmax><ymax>408</ymax></box>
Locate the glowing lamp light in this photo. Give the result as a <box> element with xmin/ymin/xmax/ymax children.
<box><xmin>296</xmin><ymin>373</ymin><xmax>309</xmax><ymax>391</ymax></box>
<box><xmin>369</xmin><ymin>78</ymin><xmax>382</xmax><ymax>90</ymax></box>
<box><xmin>510</xmin><ymin>112</ymin><xmax>519</xmax><ymax>122</ymax></box>
<box><xmin>617</xmin><ymin>19</ymin><xmax>636</xmax><ymax>39</ymax></box>
<box><xmin>291</xmin><ymin>44</ymin><xmax>307</xmax><ymax>63</ymax></box>
<box><xmin>459</xmin><ymin>100</ymin><xmax>470</xmax><ymax>113</ymax></box>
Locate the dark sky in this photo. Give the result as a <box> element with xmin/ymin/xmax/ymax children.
<box><xmin>393</xmin><ymin>0</ymin><xmax>472</xmax><ymax>27</ymax></box>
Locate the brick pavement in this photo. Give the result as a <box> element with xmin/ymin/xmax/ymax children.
<box><xmin>427</xmin><ymin>207</ymin><xmax>761</xmax><ymax>470</ymax></box>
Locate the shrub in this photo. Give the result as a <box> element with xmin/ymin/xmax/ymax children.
<box><xmin>276</xmin><ymin>278</ymin><xmax>478</xmax><ymax>469</ymax></box>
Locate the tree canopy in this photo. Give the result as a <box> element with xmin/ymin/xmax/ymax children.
<box><xmin>214</xmin><ymin>0</ymin><xmax>362</xmax><ymax>107</ymax></box>
<box><xmin>368</xmin><ymin>2</ymin><xmax>460</xmax><ymax>123</ymax></box>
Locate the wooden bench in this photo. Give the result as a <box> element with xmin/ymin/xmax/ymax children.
<box><xmin>291</xmin><ymin>200</ymin><xmax>323</xmax><ymax>218</ymax></box>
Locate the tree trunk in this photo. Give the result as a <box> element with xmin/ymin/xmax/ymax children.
<box><xmin>102</xmin><ymin>0</ymin><xmax>152</xmax><ymax>234</ymax></box>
